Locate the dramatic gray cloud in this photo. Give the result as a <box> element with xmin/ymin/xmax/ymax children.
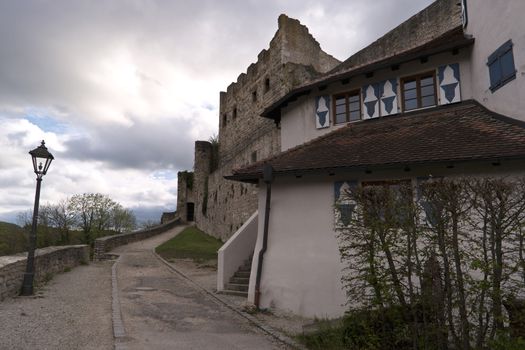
<box><xmin>0</xmin><ymin>0</ymin><xmax>433</xmax><ymax>223</ymax></box>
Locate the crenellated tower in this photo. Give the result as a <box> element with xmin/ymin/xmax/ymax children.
<box><xmin>178</xmin><ymin>14</ymin><xmax>340</xmax><ymax>240</ymax></box>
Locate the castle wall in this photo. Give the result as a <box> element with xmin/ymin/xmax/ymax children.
<box><xmin>178</xmin><ymin>15</ymin><xmax>340</xmax><ymax>241</ymax></box>
<box><xmin>193</xmin><ymin>141</ymin><xmax>212</xmax><ymax>227</ymax></box>
<box><xmin>176</xmin><ymin>170</ymin><xmax>194</xmax><ymax>223</ymax></box>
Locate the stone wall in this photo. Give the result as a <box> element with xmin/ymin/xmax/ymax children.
<box><xmin>178</xmin><ymin>14</ymin><xmax>340</xmax><ymax>241</ymax></box>
<box><xmin>93</xmin><ymin>218</ymin><xmax>180</xmax><ymax>260</ymax></box>
<box><xmin>176</xmin><ymin>171</ymin><xmax>194</xmax><ymax>223</ymax></box>
<box><xmin>0</xmin><ymin>245</ymin><xmax>89</xmax><ymax>301</ymax></box>
<box><xmin>160</xmin><ymin>211</ymin><xmax>176</xmax><ymax>224</ymax></box>
<box><xmin>333</xmin><ymin>0</ymin><xmax>461</xmax><ymax>74</ymax></box>
<box><xmin>218</xmin><ymin>15</ymin><xmax>340</xmax><ymax>162</ymax></box>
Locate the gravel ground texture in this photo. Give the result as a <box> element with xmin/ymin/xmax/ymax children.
<box><xmin>0</xmin><ymin>261</ymin><xmax>113</xmax><ymax>350</ymax></box>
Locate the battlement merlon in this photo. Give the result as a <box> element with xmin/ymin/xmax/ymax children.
<box><xmin>274</xmin><ymin>14</ymin><xmax>340</xmax><ymax>73</ymax></box>
<box><xmin>222</xmin><ymin>14</ymin><xmax>340</xmax><ymax>108</ymax></box>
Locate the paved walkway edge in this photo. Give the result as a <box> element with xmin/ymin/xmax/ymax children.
<box><xmin>111</xmin><ymin>256</ymin><xmax>127</xmax><ymax>350</ymax></box>
<box><xmin>152</xmin><ymin>250</ymin><xmax>306</xmax><ymax>350</ymax></box>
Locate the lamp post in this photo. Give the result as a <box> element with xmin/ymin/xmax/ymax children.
<box><xmin>20</xmin><ymin>140</ymin><xmax>54</xmax><ymax>296</ymax></box>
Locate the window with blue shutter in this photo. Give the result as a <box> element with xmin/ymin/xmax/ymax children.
<box><xmin>334</xmin><ymin>181</ymin><xmax>358</xmax><ymax>227</ymax></box>
<box><xmin>315</xmin><ymin>95</ymin><xmax>330</xmax><ymax>129</ymax></box>
<box><xmin>362</xmin><ymin>83</ymin><xmax>382</xmax><ymax>119</ymax></box>
<box><xmin>380</xmin><ymin>79</ymin><xmax>398</xmax><ymax>116</ymax></box>
<box><xmin>487</xmin><ymin>40</ymin><xmax>516</xmax><ymax>92</ymax></box>
<box><xmin>438</xmin><ymin>63</ymin><xmax>461</xmax><ymax>105</ymax></box>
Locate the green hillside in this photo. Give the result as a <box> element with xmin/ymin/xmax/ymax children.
<box><xmin>0</xmin><ymin>221</ymin><xmax>28</xmax><ymax>256</ymax></box>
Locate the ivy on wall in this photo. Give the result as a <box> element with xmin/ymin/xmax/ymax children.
<box><xmin>209</xmin><ymin>135</ymin><xmax>219</xmax><ymax>173</ymax></box>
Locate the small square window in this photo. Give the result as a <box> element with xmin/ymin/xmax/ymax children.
<box><xmin>333</xmin><ymin>90</ymin><xmax>361</xmax><ymax>124</ymax></box>
<box><xmin>401</xmin><ymin>72</ymin><xmax>436</xmax><ymax>111</ymax></box>
<box><xmin>488</xmin><ymin>40</ymin><xmax>516</xmax><ymax>92</ymax></box>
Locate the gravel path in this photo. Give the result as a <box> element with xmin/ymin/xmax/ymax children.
<box><xmin>0</xmin><ymin>261</ymin><xmax>113</xmax><ymax>350</ymax></box>
<box><xmin>112</xmin><ymin>226</ymin><xmax>286</xmax><ymax>350</ymax></box>
<box><xmin>170</xmin><ymin>259</ymin><xmax>312</xmax><ymax>338</ymax></box>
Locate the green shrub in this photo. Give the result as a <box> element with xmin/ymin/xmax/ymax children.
<box><xmin>297</xmin><ymin>323</ymin><xmax>346</xmax><ymax>350</ymax></box>
<box><xmin>299</xmin><ymin>306</ymin><xmax>438</xmax><ymax>350</ymax></box>
<box><xmin>0</xmin><ymin>221</ymin><xmax>28</xmax><ymax>256</ymax></box>
<box><xmin>489</xmin><ymin>332</ymin><xmax>525</xmax><ymax>350</ymax></box>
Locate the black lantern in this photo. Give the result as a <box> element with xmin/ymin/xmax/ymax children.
<box><xmin>29</xmin><ymin>140</ymin><xmax>54</xmax><ymax>178</ymax></box>
<box><xmin>21</xmin><ymin>140</ymin><xmax>54</xmax><ymax>296</ymax></box>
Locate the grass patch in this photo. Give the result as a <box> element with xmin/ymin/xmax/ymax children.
<box><xmin>296</xmin><ymin>319</ymin><xmax>347</xmax><ymax>350</ymax></box>
<box><xmin>155</xmin><ymin>226</ymin><xmax>223</xmax><ymax>263</ymax></box>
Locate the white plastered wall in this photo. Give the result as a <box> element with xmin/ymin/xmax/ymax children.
<box><xmin>280</xmin><ymin>49</ymin><xmax>473</xmax><ymax>151</ymax></box>
<box><xmin>248</xmin><ymin>175</ymin><xmax>347</xmax><ymax>319</ymax></box>
<box><xmin>465</xmin><ymin>0</ymin><xmax>525</xmax><ymax>121</ymax></box>
<box><xmin>248</xmin><ymin>160</ymin><xmax>525</xmax><ymax>318</ymax></box>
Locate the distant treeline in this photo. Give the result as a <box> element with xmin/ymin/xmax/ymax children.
<box><xmin>0</xmin><ymin>222</ymin><xmax>28</xmax><ymax>256</ymax></box>
<box><xmin>0</xmin><ymin>193</ymin><xmax>141</xmax><ymax>257</ymax></box>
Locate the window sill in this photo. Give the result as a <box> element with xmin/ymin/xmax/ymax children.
<box><xmin>403</xmin><ymin>104</ymin><xmax>437</xmax><ymax>113</ymax></box>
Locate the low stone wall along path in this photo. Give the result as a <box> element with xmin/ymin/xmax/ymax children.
<box><xmin>0</xmin><ymin>226</ymin><xmax>287</xmax><ymax>350</ymax></box>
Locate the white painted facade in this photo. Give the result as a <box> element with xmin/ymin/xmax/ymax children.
<box><xmin>248</xmin><ymin>176</ymin><xmax>347</xmax><ymax>318</ymax></box>
<box><xmin>465</xmin><ymin>0</ymin><xmax>525</xmax><ymax>121</ymax></box>
<box><xmin>231</xmin><ymin>0</ymin><xmax>525</xmax><ymax>318</ymax></box>
<box><xmin>250</xmin><ymin>161</ymin><xmax>525</xmax><ymax>317</ymax></box>
<box><xmin>281</xmin><ymin>50</ymin><xmax>473</xmax><ymax>151</ymax></box>
<box><xmin>217</xmin><ymin>211</ymin><xmax>258</xmax><ymax>291</ymax></box>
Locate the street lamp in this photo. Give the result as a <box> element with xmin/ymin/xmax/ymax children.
<box><xmin>20</xmin><ymin>140</ymin><xmax>54</xmax><ymax>296</ymax></box>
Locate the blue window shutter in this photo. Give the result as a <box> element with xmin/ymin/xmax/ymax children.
<box><xmin>380</xmin><ymin>79</ymin><xmax>398</xmax><ymax>115</ymax></box>
<box><xmin>416</xmin><ymin>177</ymin><xmax>442</xmax><ymax>227</ymax></box>
<box><xmin>315</xmin><ymin>95</ymin><xmax>330</xmax><ymax>129</ymax></box>
<box><xmin>438</xmin><ymin>63</ymin><xmax>461</xmax><ymax>105</ymax></box>
<box><xmin>488</xmin><ymin>40</ymin><xmax>516</xmax><ymax>92</ymax></box>
<box><xmin>501</xmin><ymin>50</ymin><xmax>516</xmax><ymax>79</ymax></box>
<box><xmin>335</xmin><ymin>181</ymin><xmax>358</xmax><ymax>227</ymax></box>
<box><xmin>489</xmin><ymin>61</ymin><xmax>502</xmax><ymax>88</ymax></box>
<box><xmin>362</xmin><ymin>84</ymin><xmax>380</xmax><ymax>119</ymax></box>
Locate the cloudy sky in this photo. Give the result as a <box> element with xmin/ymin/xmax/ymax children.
<box><xmin>0</xmin><ymin>0</ymin><xmax>434</xmax><ymax>224</ymax></box>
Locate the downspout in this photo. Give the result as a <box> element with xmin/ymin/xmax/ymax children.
<box><xmin>254</xmin><ymin>164</ymin><xmax>273</xmax><ymax>309</ymax></box>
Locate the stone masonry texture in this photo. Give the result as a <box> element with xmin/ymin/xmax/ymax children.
<box><xmin>93</xmin><ymin>218</ymin><xmax>180</xmax><ymax>260</ymax></box>
<box><xmin>332</xmin><ymin>0</ymin><xmax>461</xmax><ymax>75</ymax></box>
<box><xmin>178</xmin><ymin>14</ymin><xmax>340</xmax><ymax>241</ymax></box>
<box><xmin>0</xmin><ymin>245</ymin><xmax>89</xmax><ymax>301</ymax></box>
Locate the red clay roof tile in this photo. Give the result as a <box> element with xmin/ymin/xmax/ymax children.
<box><xmin>228</xmin><ymin>101</ymin><xmax>525</xmax><ymax>182</ymax></box>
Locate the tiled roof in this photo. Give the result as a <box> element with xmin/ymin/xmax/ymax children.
<box><xmin>262</xmin><ymin>0</ymin><xmax>471</xmax><ymax>121</ymax></box>
<box><xmin>227</xmin><ymin>101</ymin><xmax>525</xmax><ymax>182</ymax></box>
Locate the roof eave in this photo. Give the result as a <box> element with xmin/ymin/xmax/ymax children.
<box><xmin>227</xmin><ymin>155</ymin><xmax>525</xmax><ymax>183</ymax></box>
<box><xmin>262</xmin><ymin>28</ymin><xmax>474</xmax><ymax>122</ymax></box>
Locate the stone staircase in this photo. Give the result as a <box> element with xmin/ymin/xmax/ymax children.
<box><xmin>219</xmin><ymin>255</ymin><xmax>253</xmax><ymax>297</ymax></box>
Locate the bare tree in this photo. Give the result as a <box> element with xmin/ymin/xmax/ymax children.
<box><xmin>335</xmin><ymin>177</ymin><xmax>525</xmax><ymax>349</ymax></box>
<box><xmin>111</xmin><ymin>205</ymin><xmax>136</xmax><ymax>233</ymax></box>
<box><xmin>93</xmin><ymin>194</ymin><xmax>117</xmax><ymax>232</ymax></box>
<box><xmin>69</xmin><ymin>193</ymin><xmax>97</xmax><ymax>244</ymax></box>
<box><xmin>47</xmin><ymin>199</ymin><xmax>75</xmax><ymax>244</ymax></box>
